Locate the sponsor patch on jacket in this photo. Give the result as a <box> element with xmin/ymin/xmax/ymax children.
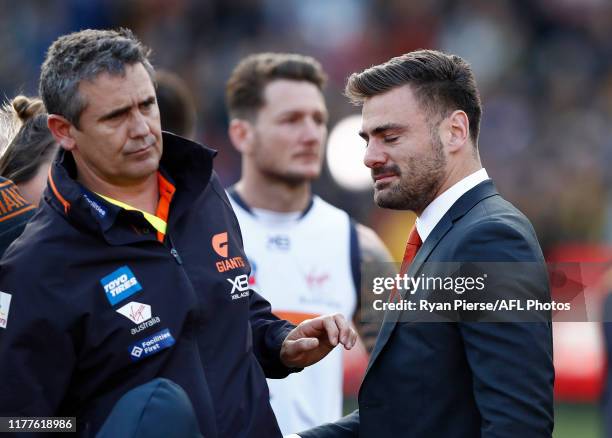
<box><xmin>0</xmin><ymin>291</ymin><xmax>12</xmax><ymax>329</ymax></box>
<box><xmin>116</xmin><ymin>301</ymin><xmax>162</xmax><ymax>335</ymax></box>
<box><xmin>117</xmin><ymin>301</ymin><xmax>151</xmax><ymax>323</ymax></box>
<box><xmin>101</xmin><ymin>266</ymin><xmax>142</xmax><ymax>306</ymax></box>
<box><xmin>82</xmin><ymin>193</ymin><xmax>107</xmax><ymax>218</ymax></box>
<box><xmin>228</xmin><ymin>274</ymin><xmax>250</xmax><ymax>300</ymax></box>
<box><xmin>129</xmin><ymin>328</ymin><xmax>175</xmax><ymax>362</ymax></box>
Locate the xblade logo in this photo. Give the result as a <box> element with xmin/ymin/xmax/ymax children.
<box><xmin>212</xmin><ymin>232</ymin><xmax>228</xmax><ymax>258</ymax></box>
<box><xmin>228</xmin><ymin>274</ymin><xmax>249</xmax><ymax>300</ymax></box>
<box><xmin>117</xmin><ymin>302</ymin><xmax>152</xmax><ymax>324</ymax></box>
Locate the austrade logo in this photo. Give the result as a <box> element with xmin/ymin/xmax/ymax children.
<box><xmin>129</xmin><ymin>328</ymin><xmax>175</xmax><ymax>362</ymax></box>
<box><xmin>101</xmin><ymin>266</ymin><xmax>142</xmax><ymax>306</ymax></box>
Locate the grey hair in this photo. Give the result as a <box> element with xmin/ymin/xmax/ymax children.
<box><xmin>39</xmin><ymin>28</ymin><xmax>154</xmax><ymax>128</ymax></box>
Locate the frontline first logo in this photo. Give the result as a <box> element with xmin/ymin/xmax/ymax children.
<box><xmin>101</xmin><ymin>266</ymin><xmax>142</xmax><ymax>306</ymax></box>
<box><xmin>212</xmin><ymin>231</ymin><xmax>246</xmax><ymax>273</ymax></box>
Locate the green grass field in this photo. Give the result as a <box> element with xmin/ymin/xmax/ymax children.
<box><xmin>342</xmin><ymin>400</ymin><xmax>603</xmax><ymax>437</ymax></box>
<box><xmin>554</xmin><ymin>403</ymin><xmax>602</xmax><ymax>438</ymax></box>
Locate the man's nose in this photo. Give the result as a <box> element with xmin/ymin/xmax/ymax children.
<box><xmin>129</xmin><ymin>110</ymin><xmax>151</xmax><ymax>138</ymax></box>
<box><xmin>364</xmin><ymin>141</ymin><xmax>386</xmax><ymax>169</ymax></box>
<box><xmin>300</xmin><ymin>117</ymin><xmax>324</xmax><ymax>146</ymax></box>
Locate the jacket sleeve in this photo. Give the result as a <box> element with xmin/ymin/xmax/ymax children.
<box><xmin>298</xmin><ymin>409</ymin><xmax>359</xmax><ymax>438</ymax></box>
<box><xmin>0</xmin><ymin>261</ymin><xmax>75</xmax><ymax>417</ymax></box>
<box><xmin>248</xmin><ymin>289</ymin><xmax>299</xmax><ymax>378</ymax></box>
<box><xmin>456</xmin><ymin>219</ymin><xmax>554</xmax><ymax>437</ymax></box>
<box><xmin>213</xmin><ymin>175</ymin><xmax>299</xmax><ymax>379</ymax></box>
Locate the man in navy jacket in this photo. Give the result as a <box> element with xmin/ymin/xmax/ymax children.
<box><xmin>0</xmin><ymin>29</ymin><xmax>355</xmax><ymax>437</ymax></box>
<box><xmin>297</xmin><ymin>50</ymin><xmax>554</xmax><ymax>438</ymax></box>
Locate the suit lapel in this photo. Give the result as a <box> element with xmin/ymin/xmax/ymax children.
<box><xmin>365</xmin><ymin>216</ymin><xmax>453</xmax><ymax>373</ymax></box>
<box><xmin>363</xmin><ymin>180</ymin><xmax>499</xmax><ymax>376</ymax></box>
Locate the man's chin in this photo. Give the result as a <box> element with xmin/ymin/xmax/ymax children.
<box><xmin>373</xmin><ymin>189</ymin><xmax>415</xmax><ymax>211</ymax></box>
<box><xmin>280</xmin><ymin>170</ymin><xmax>320</xmax><ymax>185</ymax></box>
<box><xmin>374</xmin><ymin>192</ymin><xmax>401</xmax><ymax>210</ymax></box>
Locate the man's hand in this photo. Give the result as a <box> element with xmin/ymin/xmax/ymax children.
<box><xmin>280</xmin><ymin>313</ymin><xmax>357</xmax><ymax>368</ymax></box>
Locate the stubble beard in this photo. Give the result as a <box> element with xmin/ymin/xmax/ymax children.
<box><xmin>374</xmin><ymin>135</ymin><xmax>446</xmax><ymax>213</ymax></box>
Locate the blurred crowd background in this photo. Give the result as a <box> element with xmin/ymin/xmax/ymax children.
<box><xmin>2</xmin><ymin>0</ymin><xmax>612</xmax><ymax>252</ymax></box>
<box><xmin>1</xmin><ymin>0</ymin><xmax>611</xmax><ymax>436</ymax></box>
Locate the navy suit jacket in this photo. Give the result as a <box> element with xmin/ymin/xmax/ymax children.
<box><xmin>300</xmin><ymin>180</ymin><xmax>554</xmax><ymax>438</ymax></box>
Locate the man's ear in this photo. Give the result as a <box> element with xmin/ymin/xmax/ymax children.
<box><xmin>228</xmin><ymin>119</ymin><xmax>255</xmax><ymax>154</ymax></box>
<box><xmin>443</xmin><ymin>110</ymin><xmax>470</xmax><ymax>153</ymax></box>
<box><xmin>47</xmin><ymin>114</ymin><xmax>77</xmax><ymax>151</ymax></box>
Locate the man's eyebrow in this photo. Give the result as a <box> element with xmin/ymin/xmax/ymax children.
<box><xmin>277</xmin><ymin>108</ymin><xmax>329</xmax><ymax>120</ymax></box>
<box><xmin>99</xmin><ymin>104</ymin><xmax>131</xmax><ymax>122</ymax></box>
<box><xmin>359</xmin><ymin>123</ymin><xmax>406</xmax><ymax>140</ymax></box>
<box><xmin>98</xmin><ymin>96</ymin><xmax>156</xmax><ymax>122</ymax></box>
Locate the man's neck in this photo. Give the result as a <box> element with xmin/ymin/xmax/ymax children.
<box><xmin>78</xmin><ymin>172</ymin><xmax>159</xmax><ymax>215</ymax></box>
<box><xmin>420</xmin><ymin>158</ymin><xmax>482</xmax><ymax>217</ymax></box>
<box><xmin>234</xmin><ymin>173</ymin><xmax>312</xmax><ymax>213</ymax></box>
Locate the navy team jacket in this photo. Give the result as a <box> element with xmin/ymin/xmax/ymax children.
<box><xmin>0</xmin><ymin>132</ymin><xmax>296</xmax><ymax>437</ymax></box>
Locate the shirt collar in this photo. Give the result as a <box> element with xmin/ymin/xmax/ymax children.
<box><xmin>416</xmin><ymin>168</ymin><xmax>489</xmax><ymax>243</ymax></box>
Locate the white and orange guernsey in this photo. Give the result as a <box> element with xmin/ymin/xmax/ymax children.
<box><xmin>229</xmin><ymin>190</ymin><xmax>359</xmax><ymax>435</ymax></box>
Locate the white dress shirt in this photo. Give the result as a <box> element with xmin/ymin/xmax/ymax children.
<box><xmin>416</xmin><ymin>168</ymin><xmax>489</xmax><ymax>243</ymax></box>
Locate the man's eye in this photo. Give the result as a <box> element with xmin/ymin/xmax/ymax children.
<box><xmin>384</xmin><ymin>136</ymin><xmax>398</xmax><ymax>143</ymax></box>
<box><xmin>284</xmin><ymin>115</ymin><xmax>300</xmax><ymax>124</ymax></box>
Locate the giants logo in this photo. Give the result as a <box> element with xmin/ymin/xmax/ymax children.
<box><xmin>212</xmin><ymin>231</ymin><xmax>247</xmax><ymax>273</ymax></box>
<box><xmin>212</xmin><ymin>232</ymin><xmax>228</xmax><ymax>258</ymax></box>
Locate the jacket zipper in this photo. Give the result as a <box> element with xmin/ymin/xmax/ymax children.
<box><xmin>167</xmin><ymin>234</ymin><xmax>183</xmax><ymax>265</ymax></box>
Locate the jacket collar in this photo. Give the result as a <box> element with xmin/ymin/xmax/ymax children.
<box><xmin>44</xmin><ymin>132</ymin><xmax>216</xmax><ymax>243</ymax></box>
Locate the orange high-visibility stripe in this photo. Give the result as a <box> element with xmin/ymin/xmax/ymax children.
<box><xmin>48</xmin><ymin>167</ymin><xmax>70</xmax><ymax>214</ymax></box>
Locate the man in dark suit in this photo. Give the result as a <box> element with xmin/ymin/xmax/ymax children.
<box><xmin>294</xmin><ymin>50</ymin><xmax>554</xmax><ymax>437</ymax></box>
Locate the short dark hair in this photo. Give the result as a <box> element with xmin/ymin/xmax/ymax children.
<box><xmin>0</xmin><ymin>96</ymin><xmax>57</xmax><ymax>184</ymax></box>
<box><xmin>226</xmin><ymin>52</ymin><xmax>327</xmax><ymax>120</ymax></box>
<box><xmin>39</xmin><ymin>28</ymin><xmax>154</xmax><ymax>128</ymax></box>
<box><xmin>345</xmin><ymin>49</ymin><xmax>482</xmax><ymax>145</ymax></box>
<box><xmin>155</xmin><ymin>70</ymin><xmax>197</xmax><ymax>138</ymax></box>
